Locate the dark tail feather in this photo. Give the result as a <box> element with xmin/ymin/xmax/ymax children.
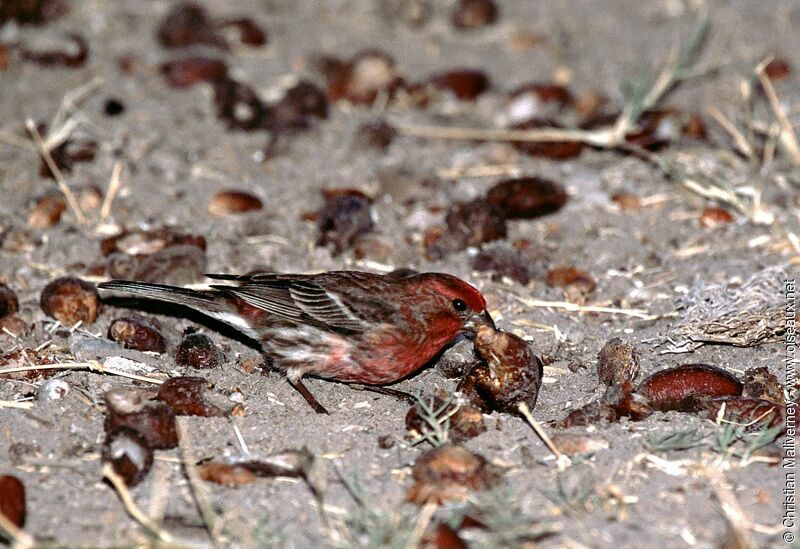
<box><xmin>98</xmin><ymin>280</ymin><xmax>226</xmax><ymax>314</ymax></box>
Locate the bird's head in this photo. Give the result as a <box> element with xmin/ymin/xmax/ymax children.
<box><xmin>413</xmin><ymin>273</ymin><xmax>495</xmax><ymax>337</ymax></box>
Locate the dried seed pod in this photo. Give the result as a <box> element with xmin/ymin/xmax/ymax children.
<box><xmin>28</xmin><ymin>193</ymin><xmax>67</xmax><ymax>228</ymax></box>
<box><xmin>0</xmin><ymin>475</ymin><xmax>25</xmax><ymax>528</ymax></box>
<box><xmin>212</xmin><ymin>77</ymin><xmax>269</xmax><ymax>131</ymax></box>
<box><xmin>157</xmin><ymin>2</ymin><xmax>224</xmax><ymax>49</ymax></box>
<box><xmin>316</xmin><ymin>189</ymin><xmax>374</xmax><ymax>254</ymax></box>
<box><xmin>176</xmin><ymin>332</ymin><xmax>223</xmax><ymax>369</ymax></box>
<box><xmin>637</xmin><ymin>364</ymin><xmax>743</xmax><ymax>412</ymax></box>
<box><xmin>208</xmin><ymin>190</ymin><xmax>263</xmax><ymax>217</ymax></box>
<box><xmin>486</xmin><ymin>177</ymin><xmax>567</xmax><ymax>219</ymax></box>
<box><xmin>321</xmin><ymin>50</ymin><xmax>400</xmax><ymax>105</ymax></box>
<box><xmin>550</xmin><ymin>433</ymin><xmax>609</xmax><ymax>455</ymax></box>
<box><xmin>354</xmin><ymin>120</ymin><xmax>396</xmax><ymax>150</ymax></box>
<box><xmin>681</xmin><ymin>114</ymin><xmax>708</xmax><ymax>140</ymax></box>
<box><xmin>451</xmin><ymin>0</ymin><xmax>498</xmax><ymax>29</ymax></box>
<box><xmin>0</xmin><ymin>284</ymin><xmax>19</xmax><ymax>318</ymax></box>
<box><xmin>459</xmin><ymin>326</ymin><xmax>544</xmax><ymax>414</ymax></box>
<box><xmin>218</xmin><ymin>18</ymin><xmax>268</xmax><ymax>46</ymax></box>
<box><xmin>157</xmin><ymin>376</ymin><xmax>227</xmax><ymax>417</ymax></box>
<box><xmin>0</xmin><ymin>315</ymin><xmax>28</xmax><ymax>337</ymax></box>
<box><xmin>427</xmin><ymin>199</ymin><xmax>506</xmax><ymax>259</ymax></box>
<box><xmin>551</xmin><ymin>381</ymin><xmax>652</xmax><ymax>428</ymax></box>
<box><xmin>699</xmin><ymin>396</ymin><xmax>784</xmax><ymax>431</ymax></box>
<box><xmin>266</xmin><ymin>80</ymin><xmax>328</xmax><ymax>131</ymax></box>
<box><xmin>545</xmin><ymin>267</ymin><xmax>595</xmax><ymax>303</ymax></box>
<box><xmin>428</xmin><ymin>69</ymin><xmax>490</xmax><ymax>101</ymax></box>
<box><xmin>742</xmin><ymin>366</ymin><xmax>784</xmax><ymax>404</ymax></box>
<box><xmin>104</xmin><ymin>388</ymin><xmax>178</xmax><ymax>449</ymax></box>
<box><xmin>161</xmin><ymin>57</ymin><xmax>228</xmax><ymax>88</ymax></box>
<box><xmin>21</xmin><ymin>32</ymin><xmax>88</xmax><ymax>67</ymax></box>
<box><xmin>610</xmin><ymin>192</ymin><xmax>641</xmax><ymax>210</ymax></box>
<box><xmin>764</xmin><ymin>58</ymin><xmax>791</xmax><ymax>80</ymax></box>
<box><xmin>422</xmin><ymin>522</ymin><xmax>468</xmax><ymax>549</ymax></box>
<box><xmin>102</xmin><ymin>427</ymin><xmax>154</xmax><ymax>487</ymax></box>
<box><xmin>197</xmin><ymin>461</ymin><xmax>257</xmax><ymax>487</ymax></box>
<box><xmin>407</xmin><ymin>444</ymin><xmax>501</xmax><ymax>504</ymax></box>
<box><xmin>699</xmin><ymin>207</ymin><xmax>733</xmax><ymax>228</ymax></box>
<box><xmin>40</xmin><ymin>276</ymin><xmax>101</xmax><ymax>325</ymax></box>
<box><xmin>597</xmin><ymin>337</ymin><xmax>640</xmax><ymax>386</ymax></box>
<box><xmin>108</xmin><ymin>314</ymin><xmax>166</xmax><ymax>353</ymax></box>
<box><xmin>405</xmin><ymin>391</ymin><xmax>486</xmax><ymax>443</ymax></box>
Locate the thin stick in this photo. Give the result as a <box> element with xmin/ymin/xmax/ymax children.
<box><xmin>0</xmin><ymin>400</ymin><xmax>35</xmax><ymax>410</ymax></box>
<box><xmin>708</xmin><ymin>107</ymin><xmax>755</xmax><ymax>160</ymax></box>
<box><xmin>231</xmin><ymin>420</ymin><xmax>249</xmax><ymax>455</ymax></box>
<box><xmin>25</xmin><ymin>118</ymin><xmax>88</xmax><ymax>225</ymax></box>
<box><xmin>176</xmin><ymin>418</ymin><xmax>226</xmax><ymax>548</ymax></box>
<box><xmin>101</xmin><ymin>161</ymin><xmax>124</xmax><ymax>221</ymax></box>
<box><xmin>102</xmin><ymin>463</ymin><xmax>175</xmax><ymax>544</ymax></box>
<box><xmin>518</xmin><ymin>402</ymin><xmax>571</xmax><ymax>471</ymax></box>
<box><xmin>755</xmin><ymin>58</ymin><xmax>800</xmax><ymax>166</ymax></box>
<box><xmin>0</xmin><ymin>509</ymin><xmax>35</xmax><ymax>549</ymax></box>
<box><xmin>513</xmin><ymin>295</ymin><xmax>655</xmax><ymax>319</ymax></box>
<box><xmin>0</xmin><ymin>361</ymin><xmax>165</xmax><ymax>385</ymax></box>
<box><xmin>404</xmin><ymin>502</ymin><xmax>437</xmax><ymax>549</ymax></box>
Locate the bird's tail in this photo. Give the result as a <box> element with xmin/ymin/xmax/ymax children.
<box><xmin>98</xmin><ymin>280</ymin><xmax>227</xmax><ymax>315</ymax></box>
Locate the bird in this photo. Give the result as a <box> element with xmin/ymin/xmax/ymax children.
<box><xmin>98</xmin><ymin>270</ymin><xmax>494</xmax><ymax>413</ymax></box>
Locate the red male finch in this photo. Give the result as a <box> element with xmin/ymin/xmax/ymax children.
<box><xmin>99</xmin><ymin>271</ymin><xmax>494</xmax><ymax>413</ymax></box>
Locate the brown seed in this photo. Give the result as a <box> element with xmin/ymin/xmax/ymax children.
<box><xmin>451</xmin><ymin>0</ymin><xmax>498</xmax><ymax>29</ymax></box>
<box><xmin>212</xmin><ymin>77</ymin><xmax>269</xmax><ymax>131</ymax></box>
<box><xmin>108</xmin><ymin>314</ymin><xmax>166</xmax><ymax>353</ymax></box>
<box><xmin>321</xmin><ymin>50</ymin><xmax>400</xmax><ymax>105</ymax></box>
<box><xmin>266</xmin><ymin>81</ymin><xmax>328</xmax><ymax>131</ymax></box>
<box><xmin>423</xmin><ymin>522</ymin><xmax>468</xmax><ymax>549</ymax></box>
<box><xmin>77</xmin><ymin>185</ymin><xmax>104</xmax><ymax>211</ymax></box>
<box><xmin>764</xmin><ymin>58</ymin><xmax>791</xmax><ymax>80</ymax></box>
<box><xmin>551</xmin><ymin>381</ymin><xmax>652</xmax><ymax>428</ymax></box>
<box><xmin>699</xmin><ymin>396</ymin><xmax>784</xmax><ymax>431</ymax></box>
<box><xmin>0</xmin><ymin>475</ymin><xmax>25</xmax><ymax>528</ymax></box>
<box><xmin>505</xmin><ymin>83</ymin><xmax>573</xmax><ymax>124</ymax></box>
<box><xmin>157</xmin><ymin>376</ymin><xmax>227</xmax><ymax>417</ymax></box>
<box><xmin>28</xmin><ymin>193</ymin><xmax>66</xmax><ymax>228</ymax></box>
<box><xmin>610</xmin><ymin>192</ymin><xmax>641</xmax><ymax>210</ymax></box>
<box><xmin>597</xmin><ymin>337</ymin><xmax>640</xmax><ymax>386</ymax></box>
<box><xmin>486</xmin><ymin>177</ymin><xmax>568</xmax><ymax>219</ymax></box>
<box><xmin>208</xmin><ymin>190</ymin><xmax>263</xmax><ymax>217</ymax></box>
<box><xmin>102</xmin><ymin>427</ymin><xmax>154</xmax><ymax>487</ymax></box>
<box><xmin>464</xmin><ymin>326</ymin><xmax>544</xmax><ymax>414</ymax></box>
<box><xmin>176</xmin><ymin>332</ymin><xmax>223</xmax><ymax>369</ymax></box>
<box><xmin>681</xmin><ymin>114</ymin><xmax>708</xmax><ymax>140</ymax></box>
<box><xmin>428</xmin><ymin>69</ymin><xmax>490</xmax><ymax>101</ymax></box>
<box><xmin>699</xmin><ymin>207</ymin><xmax>734</xmax><ymax>228</ymax></box>
<box><xmin>40</xmin><ymin>276</ymin><xmax>101</xmax><ymax>325</ymax></box>
<box><xmin>550</xmin><ymin>433</ymin><xmax>609</xmax><ymax>455</ymax></box>
<box><xmin>742</xmin><ymin>366</ymin><xmax>784</xmax><ymax>405</ymax></box>
<box><xmin>0</xmin><ymin>284</ymin><xmax>19</xmax><ymax>318</ymax></box>
<box><xmin>161</xmin><ymin>57</ymin><xmax>228</xmax><ymax>88</ymax></box>
<box><xmin>316</xmin><ymin>189</ymin><xmax>374</xmax><ymax>254</ymax></box>
<box><xmin>218</xmin><ymin>18</ymin><xmax>268</xmax><ymax>47</ymax></box>
<box><xmin>198</xmin><ymin>462</ymin><xmax>257</xmax><ymax>487</ymax></box>
<box><xmin>156</xmin><ymin>2</ymin><xmax>224</xmax><ymax>49</ymax></box>
<box><xmin>637</xmin><ymin>364</ymin><xmax>743</xmax><ymax>412</ymax></box>
<box><xmin>0</xmin><ymin>315</ymin><xmax>29</xmax><ymax>337</ymax></box>
<box><xmin>406</xmin><ymin>391</ymin><xmax>486</xmax><ymax>443</ymax></box>
<box><xmin>407</xmin><ymin>444</ymin><xmax>501</xmax><ymax>504</ymax></box>
<box><xmin>104</xmin><ymin>388</ymin><xmax>178</xmax><ymax>449</ymax></box>
<box><xmin>427</xmin><ymin>199</ymin><xmax>506</xmax><ymax>259</ymax></box>
<box><xmin>545</xmin><ymin>267</ymin><xmax>596</xmax><ymax>303</ymax></box>
<box><xmin>354</xmin><ymin>120</ymin><xmax>396</xmax><ymax>150</ymax></box>
<box><xmin>21</xmin><ymin>31</ymin><xmax>88</xmax><ymax>67</ymax></box>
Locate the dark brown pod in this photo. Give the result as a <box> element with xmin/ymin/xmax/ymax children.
<box><xmin>0</xmin><ymin>0</ymin><xmax>66</xmax><ymax>25</ymax></box>
<box><xmin>597</xmin><ymin>338</ymin><xmax>640</xmax><ymax>386</ymax></box>
<box><xmin>428</xmin><ymin>199</ymin><xmax>506</xmax><ymax>258</ymax></box>
<box><xmin>218</xmin><ymin>18</ymin><xmax>268</xmax><ymax>47</ymax></box>
<box><xmin>321</xmin><ymin>50</ymin><xmax>400</xmax><ymax>105</ymax></box>
<box><xmin>157</xmin><ymin>376</ymin><xmax>227</xmax><ymax>417</ymax></box>
<box><xmin>681</xmin><ymin>114</ymin><xmax>708</xmax><ymax>140</ymax></box>
<box><xmin>637</xmin><ymin>364</ymin><xmax>743</xmax><ymax>412</ymax></box>
<box><xmin>176</xmin><ymin>332</ymin><xmax>223</xmax><ymax>369</ymax></box>
<box><xmin>699</xmin><ymin>396</ymin><xmax>784</xmax><ymax>431</ymax></box>
<box><xmin>451</xmin><ymin>0</ymin><xmax>498</xmax><ymax>29</ymax></box>
<box><xmin>486</xmin><ymin>177</ymin><xmax>568</xmax><ymax>219</ymax></box>
<box><xmin>464</xmin><ymin>326</ymin><xmax>544</xmax><ymax>414</ymax></box>
<box><xmin>104</xmin><ymin>388</ymin><xmax>178</xmax><ymax>449</ymax></box>
<box><xmin>551</xmin><ymin>381</ymin><xmax>652</xmax><ymax>428</ymax></box>
<box><xmin>0</xmin><ymin>475</ymin><xmax>25</xmax><ymax>528</ymax></box>
<box><xmin>156</xmin><ymin>2</ymin><xmax>224</xmax><ymax>49</ymax></box>
<box><xmin>611</xmin><ymin>192</ymin><xmax>641</xmax><ymax>210</ymax></box>
<box><xmin>405</xmin><ymin>391</ymin><xmax>486</xmax><ymax>443</ymax></box>
<box><xmin>742</xmin><ymin>367</ymin><xmax>784</xmax><ymax>404</ymax></box>
<box><xmin>21</xmin><ymin>32</ymin><xmax>88</xmax><ymax>67</ymax></box>
<box><xmin>0</xmin><ymin>284</ymin><xmax>19</xmax><ymax>318</ymax></box>
<box><xmin>28</xmin><ymin>193</ymin><xmax>67</xmax><ymax>228</ymax></box>
<box><xmin>764</xmin><ymin>58</ymin><xmax>791</xmax><ymax>80</ymax></box>
<box><xmin>354</xmin><ymin>120</ymin><xmax>396</xmax><ymax>150</ymax></box>
<box><xmin>212</xmin><ymin>77</ymin><xmax>269</xmax><ymax>131</ymax></box>
<box><xmin>40</xmin><ymin>276</ymin><xmax>101</xmax><ymax>325</ymax></box>
<box><xmin>511</xmin><ymin>118</ymin><xmax>583</xmax><ymax>159</ymax></box>
<box><xmin>472</xmin><ymin>246</ymin><xmax>530</xmax><ymax>285</ymax></box>
<box><xmin>161</xmin><ymin>57</ymin><xmax>228</xmax><ymax>88</ymax></box>
<box><xmin>316</xmin><ymin>189</ymin><xmax>374</xmax><ymax>254</ymax></box>
<box><xmin>550</xmin><ymin>400</ymin><xmax>618</xmax><ymax>429</ymax></box>
<box><xmin>197</xmin><ymin>461</ymin><xmax>257</xmax><ymax>487</ymax></box>
<box><xmin>428</xmin><ymin>69</ymin><xmax>490</xmax><ymax>101</ymax></box>
<box><xmin>208</xmin><ymin>190</ymin><xmax>263</xmax><ymax>217</ymax></box>
<box><xmin>108</xmin><ymin>314</ymin><xmax>166</xmax><ymax>353</ymax></box>
<box><xmin>0</xmin><ymin>315</ymin><xmax>29</xmax><ymax>337</ymax></box>
<box><xmin>423</xmin><ymin>522</ymin><xmax>468</xmax><ymax>549</ymax></box>
<box><xmin>102</xmin><ymin>427</ymin><xmax>154</xmax><ymax>487</ymax></box>
<box><xmin>266</xmin><ymin>81</ymin><xmax>328</xmax><ymax>131</ymax></box>
<box><xmin>699</xmin><ymin>207</ymin><xmax>733</xmax><ymax>228</ymax></box>
<box><xmin>407</xmin><ymin>444</ymin><xmax>501</xmax><ymax>504</ymax></box>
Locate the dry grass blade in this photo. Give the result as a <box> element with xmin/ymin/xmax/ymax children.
<box><xmin>708</xmin><ymin>107</ymin><xmax>756</xmax><ymax>160</ymax></box>
<box><xmin>0</xmin><ymin>400</ymin><xmax>35</xmax><ymax>410</ymax></box>
<box><xmin>513</xmin><ymin>295</ymin><xmax>655</xmax><ymax>319</ymax></box>
<box><xmin>101</xmin><ymin>161</ymin><xmax>125</xmax><ymax>221</ymax></box>
<box><xmin>25</xmin><ymin>118</ymin><xmax>88</xmax><ymax>226</ymax></box>
<box><xmin>518</xmin><ymin>402</ymin><xmax>572</xmax><ymax>471</ymax></box>
<box><xmin>0</xmin><ymin>361</ymin><xmax>165</xmax><ymax>385</ymax></box>
<box><xmin>755</xmin><ymin>57</ymin><xmax>800</xmax><ymax>166</ymax></box>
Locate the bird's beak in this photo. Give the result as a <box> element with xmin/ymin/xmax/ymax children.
<box><xmin>463</xmin><ymin>309</ymin><xmax>496</xmax><ymax>334</ymax></box>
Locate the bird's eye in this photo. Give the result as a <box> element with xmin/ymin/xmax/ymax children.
<box><xmin>452</xmin><ymin>299</ymin><xmax>467</xmax><ymax>312</ymax></box>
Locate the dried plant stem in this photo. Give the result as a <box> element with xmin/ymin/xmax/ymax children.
<box><xmin>176</xmin><ymin>418</ymin><xmax>226</xmax><ymax>548</ymax></box>
<box><xmin>518</xmin><ymin>402</ymin><xmax>572</xmax><ymax>470</ymax></box>
<box><xmin>101</xmin><ymin>161</ymin><xmax>124</xmax><ymax>221</ymax></box>
<box><xmin>708</xmin><ymin>107</ymin><xmax>755</xmax><ymax>160</ymax></box>
<box><xmin>103</xmin><ymin>463</ymin><xmax>175</xmax><ymax>544</ymax></box>
<box><xmin>755</xmin><ymin>57</ymin><xmax>800</xmax><ymax>166</ymax></box>
<box><xmin>0</xmin><ymin>361</ymin><xmax>165</xmax><ymax>385</ymax></box>
<box><xmin>0</xmin><ymin>400</ymin><xmax>34</xmax><ymax>410</ymax></box>
<box><xmin>513</xmin><ymin>295</ymin><xmax>654</xmax><ymax>319</ymax></box>
<box><xmin>404</xmin><ymin>502</ymin><xmax>438</xmax><ymax>549</ymax></box>
<box><xmin>25</xmin><ymin>118</ymin><xmax>88</xmax><ymax>226</ymax></box>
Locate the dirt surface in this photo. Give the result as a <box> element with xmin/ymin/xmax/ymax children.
<box><xmin>0</xmin><ymin>1</ymin><xmax>798</xmax><ymax>547</ymax></box>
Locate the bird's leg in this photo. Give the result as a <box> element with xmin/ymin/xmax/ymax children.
<box><xmin>348</xmin><ymin>384</ymin><xmax>416</xmax><ymax>404</ymax></box>
<box><xmin>287</xmin><ymin>369</ymin><xmax>329</xmax><ymax>414</ymax></box>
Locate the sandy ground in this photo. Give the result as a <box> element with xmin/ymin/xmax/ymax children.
<box><xmin>0</xmin><ymin>1</ymin><xmax>798</xmax><ymax>547</ymax></box>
